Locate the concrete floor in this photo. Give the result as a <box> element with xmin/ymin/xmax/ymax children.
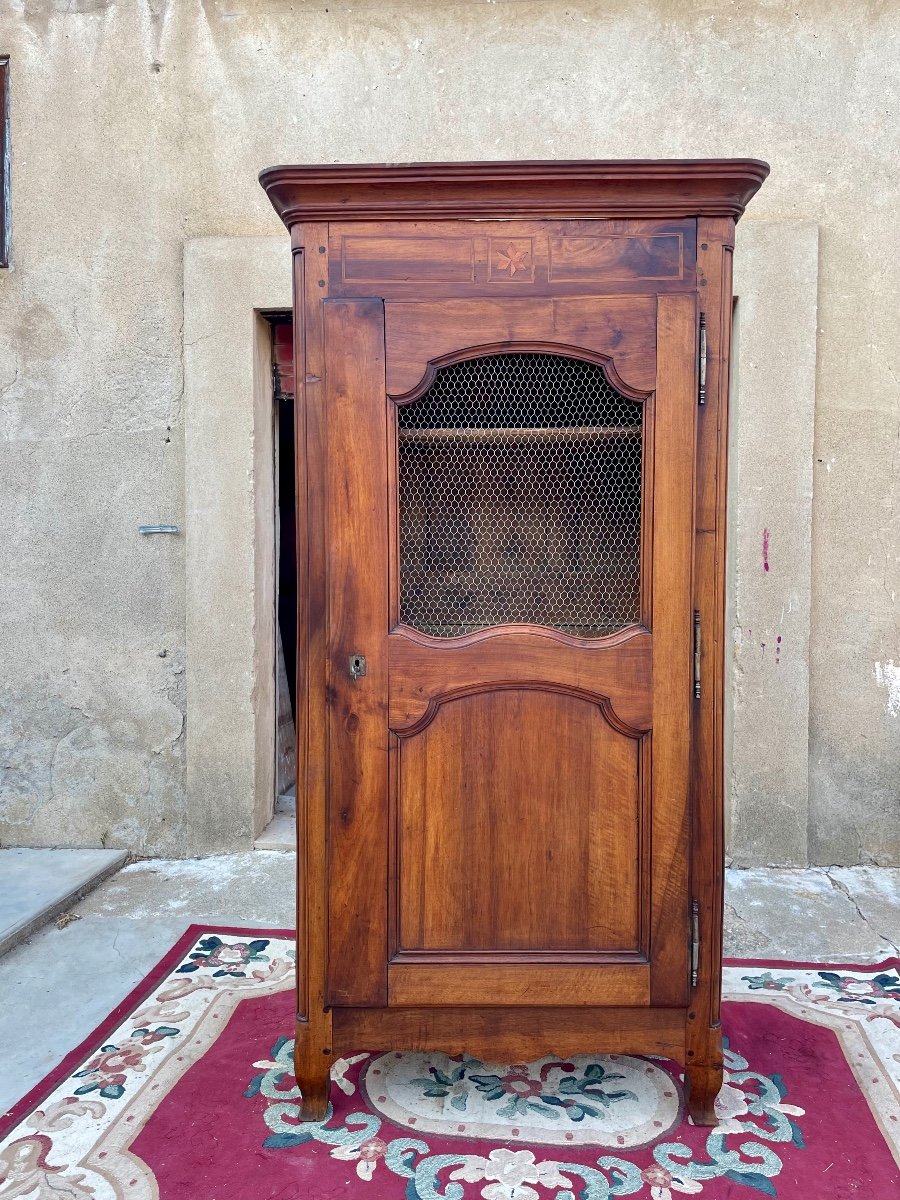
<box><xmin>1</xmin><ymin>856</ymin><xmax>898</xmax><ymax>1121</ymax></box>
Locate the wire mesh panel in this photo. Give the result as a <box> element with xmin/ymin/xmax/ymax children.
<box><xmin>397</xmin><ymin>353</ymin><xmax>644</xmax><ymax>638</ymax></box>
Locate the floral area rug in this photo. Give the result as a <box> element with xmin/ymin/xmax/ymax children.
<box><xmin>1</xmin><ymin>926</ymin><xmax>899</xmax><ymax>1199</ymax></box>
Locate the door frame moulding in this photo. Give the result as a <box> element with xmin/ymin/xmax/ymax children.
<box><xmin>180</xmin><ymin>225</ymin><xmax>815</xmax><ymax>863</ymax></box>
<box><xmin>726</xmin><ymin>218</ymin><xmax>818</xmax><ymax>867</ymax></box>
<box><xmin>183</xmin><ymin>237</ymin><xmax>292</xmax><ymax>853</ymax></box>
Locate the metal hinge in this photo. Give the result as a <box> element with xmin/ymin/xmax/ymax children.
<box><xmin>690</xmin><ymin>898</ymin><xmax>701</xmax><ymax>988</ymax></box>
<box><xmin>693</xmin><ymin>610</ymin><xmax>701</xmax><ymax>700</ymax></box>
<box><xmin>698</xmin><ymin>312</ymin><xmax>707</xmax><ymax>406</ymax></box>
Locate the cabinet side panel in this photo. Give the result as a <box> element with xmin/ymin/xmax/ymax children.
<box><xmin>292</xmin><ymin>246</ymin><xmax>309</xmax><ymax>1020</ymax></box>
<box><xmin>295</xmin><ymin>227</ymin><xmax>331</xmax><ymax>1036</ymax></box>
<box><xmin>292</xmin><ymin>227</ymin><xmax>340</xmax><ymax>1119</ymax></box>
<box><xmin>687</xmin><ymin>218</ymin><xmax>735</xmax><ymax>1071</ymax></box>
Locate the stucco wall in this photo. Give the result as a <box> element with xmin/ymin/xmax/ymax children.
<box><xmin>0</xmin><ymin>0</ymin><xmax>897</xmax><ymax>863</ymax></box>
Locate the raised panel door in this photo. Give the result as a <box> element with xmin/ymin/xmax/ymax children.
<box><xmin>323</xmin><ymin>293</ymin><xmax>697</xmax><ymax>1009</ymax></box>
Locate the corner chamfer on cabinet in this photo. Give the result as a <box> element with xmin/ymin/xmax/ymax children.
<box><xmin>261</xmin><ymin>161</ymin><xmax>768</xmax><ymax>1125</ymax></box>
<box><xmin>685</xmin><ymin>216</ymin><xmax>738</xmax><ymax>1123</ymax></box>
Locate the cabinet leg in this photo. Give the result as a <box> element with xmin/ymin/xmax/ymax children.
<box><xmin>685</xmin><ymin>1046</ymin><xmax>723</xmax><ymax>1126</ymax></box>
<box><xmin>294</xmin><ymin>1019</ymin><xmax>334</xmax><ymax>1122</ymax></box>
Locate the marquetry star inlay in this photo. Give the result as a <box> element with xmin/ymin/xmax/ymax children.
<box><xmin>495</xmin><ymin>242</ymin><xmax>530</xmax><ymax>275</ymax></box>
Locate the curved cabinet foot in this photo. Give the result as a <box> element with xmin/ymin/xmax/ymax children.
<box><xmin>294</xmin><ymin>1020</ymin><xmax>334</xmax><ymax>1122</ymax></box>
<box><xmin>685</xmin><ymin>1060</ymin><xmax>723</xmax><ymax>1126</ymax></box>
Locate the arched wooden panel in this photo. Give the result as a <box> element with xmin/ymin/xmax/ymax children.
<box><xmin>385</xmin><ymin>296</ymin><xmax>657</xmax><ymax>398</ymax></box>
<box><xmin>396</xmin><ymin>688</ymin><xmax>642</xmax><ymax>955</ymax></box>
<box><xmin>388</xmin><ymin>626</ymin><xmax>652</xmax><ymax>735</ymax></box>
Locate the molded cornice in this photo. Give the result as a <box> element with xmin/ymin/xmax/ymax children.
<box><xmin>260</xmin><ymin>158</ymin><xmax>769</xmax><ymax>226</ymax></box>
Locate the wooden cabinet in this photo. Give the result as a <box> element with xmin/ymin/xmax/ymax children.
<box><xmin>260</xmin><ymin>160</ymin><xmax>768</xmax><ymax>1124</ymax></box>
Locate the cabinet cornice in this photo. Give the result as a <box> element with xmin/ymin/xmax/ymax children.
<box><xmin>260</xmin><ymin>158</ymin><xmax>770</xmax><ymax>226</ymax></box>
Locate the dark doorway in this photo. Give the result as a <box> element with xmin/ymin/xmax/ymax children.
<box><xmin>271</xmin><ymin>316</ymin><xmax>297</xmax><ymax>723</ymax></box>
<box><xmin>266</xmin><ymin>313</ymin><xmax>298</xmax><ymax>812</ymax></box>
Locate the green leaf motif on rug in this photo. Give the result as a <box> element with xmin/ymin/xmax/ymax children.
<box><xmin>246</xmin><ymin>1037</ymin><xmax>805</xmax><ymax>1198</ymax></box>
<box><xmin>71</xmin><ymin>1026</ymin><xmax>181</xmax><ymax>1101</ymax></box>
<box><xmin>740</xmin><ymin>972</ymin><xmax>795</xmax><ymax>992</ymax></box>
<box><xmin>723</xmin><ymin>1168</ymin><xmax>778</xmax><ymax>1196</ymax></box>
<box><xmin>815</xmin><ymin>969</ymin><xmax>900</xmax><ymax>1004</ymax></box>
<box><xmin>177</xmin><ymin>935</ymin><xmax>272</xmax><ymax>978</ymax></box>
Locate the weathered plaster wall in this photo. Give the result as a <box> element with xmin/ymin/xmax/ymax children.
<box><xmin>728</xmin><ymin>221</ymin><xmax>819</xmax><ymax>868</ymax></box>
<box><xmin>0</xmin><ymin>0</ymin><xmax>897</xmax><ymax>861</ymax></box>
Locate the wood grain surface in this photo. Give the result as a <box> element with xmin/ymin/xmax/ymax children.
<box><xmin>332</xmin><ymin>1005</ymin><xmax>686</xmax><ymax>1060</ymax></box>
<box><xmin>323</xmin><ymin>297</ymin><xmax>390</xmax><ymax>1008</ymax></box>
<box><xmin>395</xmin><ymin>688</ymin><xmax>641</xmax><ymax>954</ymax></box>
<box><xmin>385</xmin><ymin>296</ymin><xmax>657</xmax><ymax>398</ymax></box>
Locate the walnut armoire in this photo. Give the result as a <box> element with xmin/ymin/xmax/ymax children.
<box><xmin>260</xmin><ymin>159</ymin><xmax>768</xmax><ymax>1125</ymax></box>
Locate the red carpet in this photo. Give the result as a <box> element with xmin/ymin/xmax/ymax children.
<box><xmin>2</xmin><ymin>926</ymin><xmax>898</xmax><ymax>1198</ymax></box>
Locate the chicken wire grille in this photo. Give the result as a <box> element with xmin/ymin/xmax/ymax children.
<box><xmin>397</xmin><ymin>353</ymin><xmax>644</xmax><ymax>638</ymax></box>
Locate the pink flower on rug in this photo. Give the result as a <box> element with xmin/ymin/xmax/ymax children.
<box><xmin>205</xmin><ymin>944</ymin><xmax>254</xmax><ymax>972</ymax></box>
<box><xmin>711</xmin><ymin>1080</ymin><xmax>804</xmax><ymax>1135</ymax></box>
<box><xmin>710</xmin><ymin>1081</ymin><xmax>751</xmax><ymax>1132</ymax></box>
<box><xmin>330</xmin><ymin>1136</ymin><xmax>388</xmax><ymax>1180</ymax></box>
<box><xmin>176</xmin><ymin>936</ymin><xmax>272</xmax><ymax>979</ymax></box>
<box><xmin>82</xmin><ymin>1043</ymin><xmax>151</xmax><ymax>1078</ymax></box>
<box><xmin>450</xmin><ymin>1148</ymin><xmax>572</xmax><ymax>1199</ymax></box>
<box><xmin>640</xmin><ymin>1164</ymin><xmax>703</xmax><ymax>1198</ymax></box>
<box><xmin>139</xmin><ymin>1029</ymin><xmax>174</xmax><ymax>1046</ymax></box>
<box><xmin>741</xmin><ymin>972</ymin><xmax>794</xmax><ymax>992</ymax></box>
<box><xmin>72</xmin><ymin>1026</ymin><xmax>179</xmax><ymax>1100</ymax></box>
<box><xmin>814</xmin><ymin>969</ymin><xmax>900</xmax><ymax>1004</ymax></box>
<box><xmin>842</xmin><ymin>979</ymin><xmax>881</xmax><ymax>996</ymax></box>
<box><xmin>498</xmin><ymin>1069</ymin><xmax>543</xmax><ymax>1100</ymax></box>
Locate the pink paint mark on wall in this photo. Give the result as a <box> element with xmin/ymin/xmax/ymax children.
<box><xmin>762</xmin><ymin>528</ymin><xmax>770</xmax><ymax>573</ymax></box>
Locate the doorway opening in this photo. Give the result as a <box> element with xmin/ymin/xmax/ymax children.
<box><xmin>269</xmin><ymin>313</ymin><xmax>297</xmax><ymax>833</ymax></box>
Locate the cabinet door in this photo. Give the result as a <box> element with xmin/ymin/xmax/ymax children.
<box><xmin>323</xmin><ymin>293</ymin><xmax>697</xmax><ymax>1009</ymax></box>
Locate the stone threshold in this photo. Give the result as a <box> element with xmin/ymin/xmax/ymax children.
<box><xmin>253</xmin><ymin>786</ymin><xmax>295</xmax><ymax>852</ymax></box>
<box><xmin>0</xmin><ymin>847</ymin><xmax>129</xmax><ymax>958</ymax></box>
